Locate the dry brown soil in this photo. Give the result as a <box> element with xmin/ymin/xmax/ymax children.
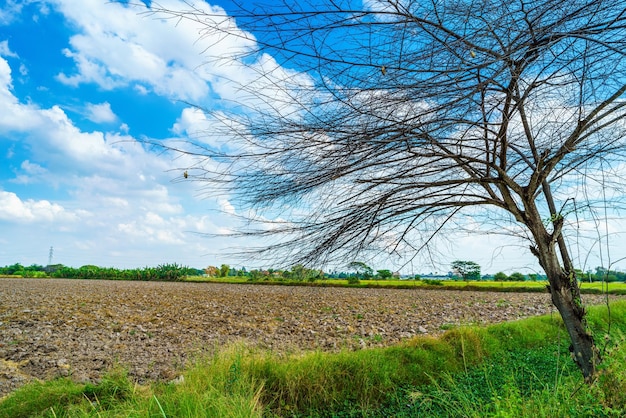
<box><xmin>0</xmin><ymin>278</ymin><xmax>614</xmax><ymax>397</ymax></box>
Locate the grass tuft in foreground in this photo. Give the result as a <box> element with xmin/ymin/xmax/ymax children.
<box><xmin>2</xmin><ymin>301</ymin><xmax>626</xmax><ymax>417</ymax></box>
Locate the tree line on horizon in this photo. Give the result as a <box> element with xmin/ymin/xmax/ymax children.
<box><xmin>1</xmin><ymin>262</ymin><xmax>624</xmax><ymax>283</ymax></box>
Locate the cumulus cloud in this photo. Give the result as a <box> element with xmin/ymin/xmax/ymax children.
<box><xmin>0</xmin><ymin>0</ymin><xmax>316</xmax><ymax>269</ymax></box>
<box><xmin>51</xmin><ymin>0</ymin><xmax>225</xmax><ymax>101</ymax></box>
<box><xmin>85</xmin><ymin>101</ymin><xmax>117</xmax><ymax>123</ymax></box>
<box><xmin>0</xmin><ymin>190</ymin><xmax>81</xmax><ymax>223</ymax></box>
<box><xmin>0</xmin><ymin>53</ymin><xmax>179</xmax><ymax>221</ymax></box>
<box><xmin>0</xmin><ymin>57</ymin><xmax>15</xmax><ymax>100</ymax></box>
<box><xmin>172</xmin><ymin>107</ymin><xmax>208</xmax><ymax>135</ymax></box>
<box><xmin>49</xmin><ymin>0</ymin><xmax>312</xmax><ymax>111</ymax></box>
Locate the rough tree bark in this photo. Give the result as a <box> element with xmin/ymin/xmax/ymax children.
<box><xmin>528</xmin><ymin>210</ymin><xmax>598</xmax><ymax>380</ymax></box>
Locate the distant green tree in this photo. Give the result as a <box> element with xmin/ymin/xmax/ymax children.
<box><xmin>451</xmin><ymin>260</ymin><xmax>481</xmax><ymax>281</ymax></box>
<box><xmin>593</xmin><ymin>267</ymin><xmax>625</xmax><ymax>282</ymax></box>
<box><xmin>249</xmin><ymin>269</ymin><xmax>262</xmax><ymax>281</ymax></box>
<box><xmin>494</xmin><ymin>272</ymin><xmax>508</xmax><ymax>282</ymax></box>
<box><xmin>4</xmin><ymin>263</ymin><xmax>24</xmax><ymax>275</ymax></box>
<box><xmin>289</xmin><ymin>264</ymin><xmax>323</xmax><ymax>282</ymax></box>
<box><xmin>290</xmin><ymin>264</ymin><xmax>307</xmax><ymax>281</ymax></box>
<box><xmin>45</xmin><ymin>264</ymin><xmax>64</xmax><ymax>274</ymax></box>
<box><xmin>347</xmin><ymin>261</ymin><xmax>373</xmax><ymax>279</ymax></box>
<box><xmin>509</xmin><ymin>272</ymin><xmax>526</xmax><ymax>282</ymax></box>
<box><xmin>219</xmin><ymin>264</ymin><xmax>230</xmax><ymax>278</ymax></box>
<box><xmin>347</xmin><ymin>276</ymin><xmax>360</xmax><ymax>284</ymax></box>
<box><xmin>376</xmin><ymin>269</ymin><xmax>393</xmax><ymax>280</ymax></box>
<box><xmin>594</xmin><ymin>266</ymin><xmax>608</xmax><ymax>281</ymax></box>
<box><xmin>25</xmin><ymin>264</ymin><xmax>45</xmax><ymax>272</ymax></box>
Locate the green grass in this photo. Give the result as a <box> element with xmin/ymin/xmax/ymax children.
<box><xmin>0</xmin><ymin>354</ymin><xmax>265</xmax><ymax>418</ymax></box>
<box><xmin>580</xmin><ymin>281</ymin><xmax>626</xmax><ymax>294</ymax></box>
<box><xmin>2</xmin><ymin>301</ymin><xmax>626</xmax><ymax>417</ymax></box>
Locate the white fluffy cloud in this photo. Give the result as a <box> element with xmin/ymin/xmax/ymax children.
<box><xmin>0</xmin><ymin>0</ymin><xmax>312</xmax><ymax>269</ymax></box>
<box><xmin>0</xmin><ymin>48</ymin><xmax>244</xmax><ymax>268</ymax></box>
<box><xmin>50</xmin><ymin>0</ymin><xmax>241</xmax><ymax>101</ymax></box>
<box><xmin>0</xmin><ymin>191</ymin><xmax>82</xmax><ymax>223</ymax></box>
<box><xmin>49</xmin><ymin>0</ymin><xmax>313</xmax><ymax>111</ymax></box>
<box><xmin>172</xmin><ymin>107</ymin><xmax>208</xmax><ymax>135</ymax></box>
<box><xmin>85</xmin><ymin>102</ymin><xmax>117</xmax><ymax>123</ymax></box>
<box><xmin>0</xmin><ymin>53</ymin><xmax>173</xmax><ymax>222</ymax></box>
<box><xmin>0</xmin><ymin>57</ymin><xmax>16</xmax><ymax>102</ymax></box>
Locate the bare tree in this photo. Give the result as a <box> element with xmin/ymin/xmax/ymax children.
<box><xmin>144</xmin><ymin>0</ymin><xmax>626</xmax><ymax>380</ymax></box>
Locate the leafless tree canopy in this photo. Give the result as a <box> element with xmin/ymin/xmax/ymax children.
<box><xmin>156</xmin><ymin>0</ymin><xmax>626</xmax><ymax>267</ymax></box>
<box><xmin>150</xmin><ymin>0</ymin><xmax>626</xmax><ymax>379</ymax></box>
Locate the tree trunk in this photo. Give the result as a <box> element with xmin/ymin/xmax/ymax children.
<box><xmin>531</xmin><ymin>228</ymin><xmax>600</xmax><ymax>381</ymax></box>
<box><xmin>548</xmin><ymin>272</ymin><xmax>599</xmax><ymax>381</ymax></box>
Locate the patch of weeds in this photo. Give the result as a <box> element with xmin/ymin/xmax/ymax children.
<box><xmin>439</xmin><ymin>323</ymin><xmax>456</xmax><ymax>331</ymax></box>
<box><xmin>367</xmin><ymin>334</ymin><xmax>383</xmax><ymax>343</ymax></box>
<box><xmin>596</xmin><ymin>331</ymin><xmax>626</xmax><ymax>411</ymax></box>
<box><xmin>0</xmin><ymin>368</ymin><xmax>134</xmax><ymax>418</ymax></box>
<box><xmin>496</xmin><ymin>299</ymin><xmax>510</xmax><ymax>308</ymax></box>
<box><xmin>226</xmin><ymin>356</ymin><xmax>241</xmax><ymax>394</ymax></box>
<box><xmin>371</xmin><ymin>345</ymin><xmax>578</xmax><ymax>417</ymax></box>
<box><xmin>82</xmin><ymin>368</ymin><xmax>133</xmax><ymax>410</ymax></box>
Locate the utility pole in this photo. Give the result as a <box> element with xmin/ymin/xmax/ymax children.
<box><xmin>48</xmin><ymin>246</ymin><xmax>53</xmax><ymax>266</ymax></box>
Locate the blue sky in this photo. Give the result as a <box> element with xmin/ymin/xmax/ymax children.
<box><xmin>0</xmin><ymin>0</ymin><xmax>242</xmax><ymax>269</ymax></box>
<box><xmin>0</xmin><ymin>0</ymin><xmax>621</xmax><ymax>274</ymax></box>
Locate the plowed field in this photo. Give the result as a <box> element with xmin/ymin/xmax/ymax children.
<box><xmin>0</xmin><ymin>278</ymin><xmax>614</xmax><ymax>397</ymax></box>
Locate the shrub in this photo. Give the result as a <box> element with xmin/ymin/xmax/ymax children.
<box><xmin>347</xmin><ymin>276</ymin><xmax>360</xmax><ymax>285</ymax></box>
<box><xmin>423</xmin><ymin>279</ymin><xmax>443</xmax><ymax>286</ymax></box>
